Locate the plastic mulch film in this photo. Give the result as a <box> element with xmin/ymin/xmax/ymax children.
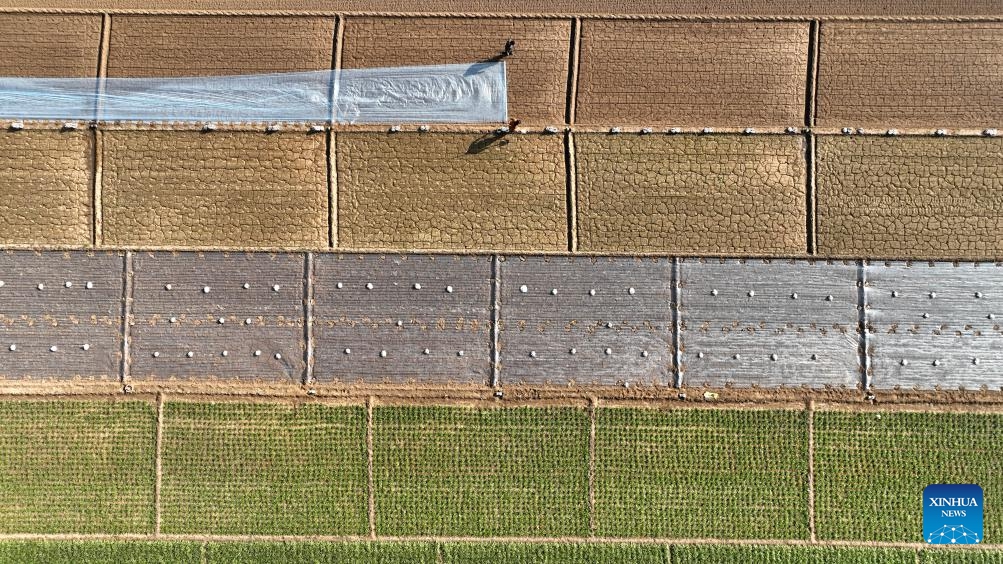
<box><xmin>0</xmin><ymin>62</ymin><xmax>507</xmax><ymax>123</ymax></box>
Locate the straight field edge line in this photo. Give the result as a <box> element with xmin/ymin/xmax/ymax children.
<box><xmin>333</xmin><ymin>14</ymin><xmax>345</xmax><ymax>72</ymax></box>
<box><xmin>91</xmin><ymin>127</ymin><xmax>103</xmax><ymax>247</ymax></box>
<box><xmin>10</xmin><ymin>124</ymin><xmax>1003</xmax><ymax>136</ymax></box>
<box><xmin>2</xmin><ymin>391</ymin><xmax>1000</xmax><ymax>413</ymax></box>
<box><xmin>565</xmin><ymin>131</ymin><xmax>578</xmax><ymax>252</ymax></box>
<box><xmin>92</xmin><ymin>13</ymin><xmax>111</xmax><ymax>122</ymax></box>
<box><xmin>154</xmin><ymin>391</ymin><xmax>164</xmax><ymax>536</ymax></box>
<box><xmin>8</xmin><ymin>246</ymin><xmax>1003</xmax><ymax>262</ymax></box>
<box><xmin>0</xmin><ymin>533</ymin><xmax>992</xmax><ymax>549</ymax></box>
<box><xmin>490</xmin><ymin>255</ymin><xmax>502</xmax><ymax>388</ymax></box>
<box><xmin>327</xmin><ymin>130</ymin><xmax>337</xmax><ymax>249</ymax></box>
<box><xmin>96</xmin><ymin>13</ymin><xmax>110</xmax><ymax>79</ymax></box>
<box><xmin>73</xmin><ymin>248</ymin><xmax>1003</xmax><ymax>262</ymax></box>
<box><xmin>2</xmin><ymin>8</ymin><xmax>1003</xmax><ymax>21</ymax></box>
<box><xmin>671</xmin><ymin>257</ymin><xmax>683</xmax><ymax>388</ymax></box>
<box><xmin>558</xmin><ymin>15</ymin><xmax>579</xmax><ymax>258</ymax></box>
<box><xmin>90</xmin><ymin>13</ymin><xmax>110</xmax><ymax>246</ymax></box>
<box><xmin>805</xmin><ymin>132</ymin><xmax>816</xmax><ymax>254</ymax></box>
<box><xmin>332</xmin><ymin>14</ymin><xmax>344</xmax><ymax>74</ymax></box>
<box><xmin>587</xmin><ymin>396</ymin><xmax>597</xmax><ymax>537</ymax></box>
<box><xmin>3</xmin><ymin>123</ymin><xmax>1002</xmax><ymax>136</ymax></box>
<box><xmin>330</xmin><ymin>13</ymin><xmax>344</xmax><ymax>123</ymax></box>
<box><xmin>805</xmin><ymin>19</ymin><xmax>820</xmax><ymax>127</ymax></box>
<box><xmin>366</xmin><ymin>395</ymin><xmax>376</xmax><ymax>539</ymax></box>
<box><xmin>328</xmin><ymin>14</ymin><xmax>344</xmax><ymax>248</ymax></box>
<box><xmin>806</xmin><ymin>399</ymin><xmax>816</xmax><ymax>543</ymax></box>
<box><xmin>119</xmin><ymin>250</ymin><xmax>133</xmax><ymax>384</ymax></box>
<box><xmin>565</xmin><ymin>17</ymin><xmax>581</xmax><ymax>125</ymax></box>
<box><xmin>304</xmin><ymin>252</ymin><xmax>315</xmax><ymax>385</ymax></box>
<box><xmin>858</xmin><ymin>260</ymin><xmax>871</xmax><ymax>390</ymax></box>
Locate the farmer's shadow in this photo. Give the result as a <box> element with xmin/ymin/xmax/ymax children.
<box><xmin>465</xmin><ymin>39</ymin><xmax>517</xmax><ymax>154</ymax></box>
<box><xmin>466</xmin><ymin>131</ymin><xmax>510</xmax><ymax>154</ymax></box>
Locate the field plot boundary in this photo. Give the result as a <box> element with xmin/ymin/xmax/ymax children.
<box><xmin>5</xmin><ymin>384</ymin><xmax>1003</xmax><ymax>407</ymax></box>
<box><xmin>0</xmin><ymin>396</ymin><xmax>997</xmax><ymax>544</ymax></box>
<box><xmin>0</xmin><ymin>6</ymin><xmax>1003</xmax><ymax>20</ymax></box>
<box><xmin>0</xmin><ymin>533</ymin><xmax>997</xmax><ymax>549</ymax></box>
<box><xmin>0</xmin><ymin>538</ymin><xmax>990</xmax><ymax>564</ymax></box>
<box><xmin>5</xmin><ymin>392</ymin><xmax>1003</xmax><ymax>411</ymax></box>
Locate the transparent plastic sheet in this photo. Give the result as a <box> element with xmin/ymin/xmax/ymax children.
<box><xmin>0</xmin><ymin>62</ymin><xmax>507</xmax><ymax>123</ymax></box>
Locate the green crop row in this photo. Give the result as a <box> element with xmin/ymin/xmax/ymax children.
<box><xmin>0</xmin><ymin>541</ymin><xmax>999</xmax><ymax>564</ymax></box>
<box><xmin>0</xmin><ymin>399</ymin><xmax>998</xmax><ymax>542</ymax></box>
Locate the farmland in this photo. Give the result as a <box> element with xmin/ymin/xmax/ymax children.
<box><xmin>0</xmin><ymin>541</ymin><xmax>997</xmax><ymax>563</ymax></box>
<box><xmin>594</xmin><ymin>407</ymin><xmax>809</xmax><ymax>539</ymax></box>
<box><xmin>814</xmin><ymin>410</ymin><xmax>1003</xmax><ymax>541</ymax></box>
<box><xmin>160</xmin><ymin>401</ymin><xmax>368</xmax><ymax>535</ymax></box>
<box><xmin>0</xmin><ymin>400</ymin><xmax>155</xmax><ymax>533</ymax></box>
<box><xmin>0</xmin><ymin>0</ymin><xmax>999</xmax><ymax>561</ymax></box>
<box><xmin>0</xmin><ymin>398</ymin><xmax>996</xmax><ymax>562</ymax></box>
<box><xmin>670</xmin><ymin>545</ymin><xmax>918</xmax><ymax>563</ymax></box>
<box><xmin>372</xmin><ymin>406</ymin><xmax>590</xmax><ymax>536</ymax></box>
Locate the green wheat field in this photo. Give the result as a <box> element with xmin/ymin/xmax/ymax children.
<box><xmin>0</xmin><ymin>399</ymin><xmax>998</xmax><ymax>563</ymax></box>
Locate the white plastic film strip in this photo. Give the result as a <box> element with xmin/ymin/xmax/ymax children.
<box><xmin>0</xmin><ymin>62</ymin><xmax>507</xmax><ymax>124</ymax></box>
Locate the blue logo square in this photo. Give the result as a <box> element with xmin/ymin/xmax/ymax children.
<box><xmin>924</xmin><ymin>484</ymin><xmax>983</xmax><ymax>544</ymax></box>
